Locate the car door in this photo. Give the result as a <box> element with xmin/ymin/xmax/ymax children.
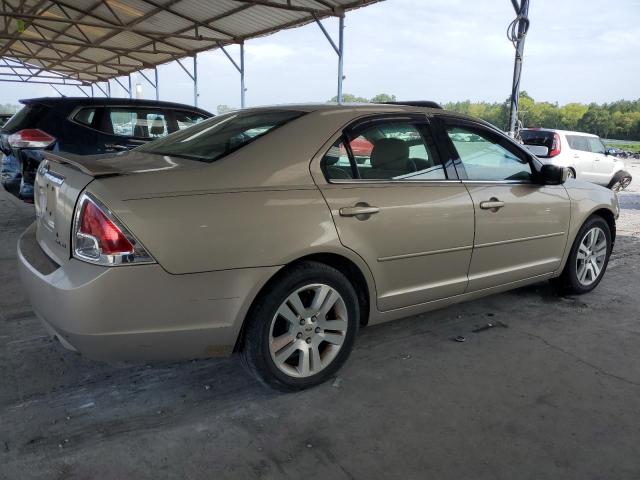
<box><xmin>436</xmin><ymin>117</ymin><xmax>570</xmax><ymax>292</ymax></box>
<box><xmin>565</xmin><ymin>134</ymin><xmax>598</xmax><ymax>182</ymax></box>
<box><xmin>586</xmin><ymin>136</ymin><xmax>615</xmax><ymax>185</ymax></box>
<box><xmin>315</xmin><ymin>114</ymin><xmax>475</xmax><ymax>312</ymax></box>
<box><xmin>101</xmin><ymin>107</ymin><xmax>170</xmax><ymax>153</ymax></box>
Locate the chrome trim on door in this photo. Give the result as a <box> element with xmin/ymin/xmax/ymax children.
<box><xmin>378</xmin><ymin>244</ymin><xmax>473</xmax><ymax>262</ymax></box>
<box><xmin>474</xmin><ymin>231</ymin><xmax>566</xmax><ymax>249</ymax></box>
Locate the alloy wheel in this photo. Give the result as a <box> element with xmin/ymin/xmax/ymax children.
<box><xmin>576</xmin><ymin>227</ymin><xmax>607</xmax><ymax>286</ymax></box>
<box><xmin>269</xmin><ymin>283</ymin><xmax>348</xmax><ymax>378</ymax></box>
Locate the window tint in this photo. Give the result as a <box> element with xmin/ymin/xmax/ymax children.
<box><xmin>108</xmin><ymin>109</ymin><xmax>168</xmax><ymax>138</ymax></box>
<box><xmin>566</xmin><ymin>135</ymin><xmax>590</xmax><ymax>152</ymax></box>
<box><xmin>137</xmin><ymin>110</ymin><xmax>305</xmax><ymax>163</ymax></box>
<box><xmin>520</xmin><ymin>129</ymin><xmax>554</xmax><ymax>149</ymax></box>
<box><xmin>3</xmin><ymin>104</ymin><xmax>49</xmax><ymax>132</ymax></box>
<box><xmin>175</xmin><ymin>111</ymin><xmax>208</xmax><ymax>130</ymax></box>
<box><xmin>73</xmin><ymin>108</ymin><xmax>96</xmax><ymax>126</ymax></box>
<box><xmin>587</xmin><ymin>137</ymin><xmax>605</xmax><ymax>154</ymax></box>
<box><xmin>446</xmin><ymin>126</ymin><xmax>532</xmax><ymax>181</ymax></box>
<box><xmin>322</xmin><ymin>121</ymin><xmax>445</xmax><ymax>181</ymax></box>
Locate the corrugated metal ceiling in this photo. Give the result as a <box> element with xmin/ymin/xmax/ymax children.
<box><xmin>0</xmin><ymin>0</ymin><xmax>382</xmax><ymax>85</ymax></box>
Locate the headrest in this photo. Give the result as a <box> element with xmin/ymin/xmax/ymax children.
<box><xmin>370</xmin><ymin>138</ymin><xmax>409</xmax><ymax>170</ymax></box>
<box><xmin>324</xmin><ymin>145</ymin><xmax>342</xmax><ymax>166</ymax></box>
<box><xmin>150</xmin><ymin>116</ymin><xmax>164</xmax><ymax>135</ymax></box>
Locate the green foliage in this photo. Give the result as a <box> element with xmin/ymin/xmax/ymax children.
<box><xmin>370</xmin><ymin>93</ymin><xmax>397</xmax><ymax>103</ymax></box>
<box><xmin>0</xmin><ymin>103</ymin><xmax>20</xmax><ymax>114</ymax></box>
<box><xmin>444</xmin><ymin>93</ymin><xmax>640</xmax><ymax>140</ymax></box>
<box><xmin>328</xmin><ymin>93</ymin><xmax>370</xmax><ymax>103</ymax></box>
<box><xmin>216</xmin><ymin>104</ymin><xmax>233</xmax><ymax>114</ymax></box>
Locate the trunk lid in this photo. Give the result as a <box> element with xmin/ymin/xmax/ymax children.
<box><xmin>34</xmin><ymin>150</ymin><xmax>205</xmax><ymax>264</ymax></box>
<box><xmin>34</xmin><ymin>155</ymin><xmax>95</xmax><ymax>266</ymax></box>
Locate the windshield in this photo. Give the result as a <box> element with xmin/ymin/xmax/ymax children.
<box><xmin>136</xmin><ymin>109</ymin><xmax>306</xmax><ymax>162</ymax></box>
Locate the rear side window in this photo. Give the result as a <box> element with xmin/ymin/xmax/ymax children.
<box><xmin>174</xmin><ymin>111</ymin><xmax>208</xmax><ymax>130</ymax></box>
<box><xmin>2</xmin><ymin>104</ymin><xmax>50</xmax><ymax>132</ymax></box>
<box><xmin>136</xmin><ymin>110</ymin><xmax>305</xmax><ymax>162</ymax></box>
<box><xmin>322</xmin><ymin>121</ymin><xmax>445</xmax><ymax>181</ymax></box>
<box><xmin>73</xmin><ymin>108</ymin><xmax>96</xmax><ymax>126</ymax></box>
<box><xmin>566</xmin><ymin>135</ymin><xmax>590</xmax><ymax>152</ymax></box>
<box><xmin>108</xmin><ymin>109</ymin><xmax>169</xmax><ymax>138</ymax></box>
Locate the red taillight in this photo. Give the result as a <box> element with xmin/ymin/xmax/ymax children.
<box><xmin>73</xmin><ymin>193</ymin><xmax>153</xmax><ymax>265</ymax></box>
<box><xmin>79</xmin><ymin>201</ymin><xmax>134</xmax><ymax>255</ymax></box>
<box><xmin>549</xmin><ymin>133</ymin><xmax>561</xmax><ymax>157</ymax></box>
<box><xmin>8</xmin><ymin>129</ymin><xmax>56</xmax><ymax>148</ymax></box>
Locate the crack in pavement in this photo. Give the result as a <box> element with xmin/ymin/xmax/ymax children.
<box><xmin>514</xmin><ymin>328</ymin><xmax>640</xmax><ymax>388</ymax></box>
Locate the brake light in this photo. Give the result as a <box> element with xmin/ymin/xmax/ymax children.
<box><xmin>73</xmin><ymin>193</ymin><xmax>153</xmax><ymax>265</ymax></box>
<box><xmin>549</xmin><ymin>132</ymin><xmax>561</xmax><ymax>157</ymax></box>
<box><xmin>8</xmin><ymin>129</ymin><xmax>56</xmax><ymax>148</ymax></box>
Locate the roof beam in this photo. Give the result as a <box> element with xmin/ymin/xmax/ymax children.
<box><xmin>0</xmin><ymin>12</ymin><xmax>228</xmax><ymax>42</ymax></box>
<box><xmin>230</xmin><ymin>0</ymin><xmax>342</xmax><ymax>16</ymax></box>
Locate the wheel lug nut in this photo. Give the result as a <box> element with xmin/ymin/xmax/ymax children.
<box><xmin>306</xmin><ymin>338</ymin><xmax>312</xmax><ymax>344</ymax></box>
<box><xmin>299</xmin><ymin>319</ymin><xmax>305</xmax><ymax>325</ymax></box>
<box><xmin>311</xmin><ymin>316</ymin><xmax>317</xmax><ymax>322</ymax></box>
<box><xmin>315</xmin><ymin>327</ymin><xmax>321</xmax><ymax>333</ymax></box>
<box><xmin>296</xmin><ymin>333</ymin><xmax>302</xmax><ymax>339</ymax></box>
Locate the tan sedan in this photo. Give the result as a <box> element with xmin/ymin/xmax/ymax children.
<box><xmin>18</xmin><ymin>104</ymin><xmax>618</xmax><ymax>390</ymax></box>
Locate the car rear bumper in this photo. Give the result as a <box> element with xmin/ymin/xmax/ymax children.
<box><xmin>18</xmin><ymin>222</ymin><xmax>280</xmax><ymax>361</ymax></box>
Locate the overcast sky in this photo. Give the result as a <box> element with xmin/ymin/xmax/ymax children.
<box><xmin>1</xmin><ymin>0</ymin><xmax>638</xmax><ymax>112</ymax></box>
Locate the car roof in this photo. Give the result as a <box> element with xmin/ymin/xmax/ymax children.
<box><xmin>522</xmin><ymin>127</ymin><xmax>598</xmax><ymax>138</ymax></box>
<box><xmin>228</xmin><ymin>102</ymin><xmax>497</xmax><ymax>128</ymax></box>
<box><xmin>19</xmin><ymin>97</ymin><xmax>212</xmax><ymax>116</ymax></box>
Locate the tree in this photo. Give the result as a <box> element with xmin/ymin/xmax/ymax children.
<box><xmin>370</xmin><ymin>93</ymin><xmax>396</xmax><ymax>103</ymax></box>
<box><xmin>328</xmin><ymin>93</ymin><xmax>370</xmax><ymax>103</ymax></box>
<box><xmin>217</xmin><ymin>104</ymin><xmax>233</xmax><ymax>114</ymax></box>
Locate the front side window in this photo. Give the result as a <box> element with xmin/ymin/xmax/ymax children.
<box><xmin>108</xmin><ymin>109</ymin><xmax>168</xmax><ymax>138</ymax></box>
<box><xmin>137</xmin><ymin>110</ymin><xmax>305</xmax><ymax>162</ymax></box>
<box><xmin>174</xmin><ymin>111</ymin><xmax>208</xmax><ymax>131</ymax></box>
<box><xmin>446</xmin><ymin>125</ymin><xmax>532</xmax><ymax>182</ymax></box>
<box><xmin>587</xmin><ymin>137</ymin><xmax>605</xmax><ymax>154</ymax></box>
<box><xmin>322</xmin><ymin>121</ymin><xmax>446</xmax><ymax>181</ymax></box>
<box><xmin>566</xmin><ymin>135</ymin><xmax>591</xmax><ymax>152</ymax></box>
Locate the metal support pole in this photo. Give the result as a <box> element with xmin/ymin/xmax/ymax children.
<box><xmin>154</xmin><ymin>67</ymin><xmax>159</xmax><ymax>101</ymax></box>
<box><xmin>128</xmin><ymin>74</ymin><xmax>132</xmax><ymax>99</ymax></box>
<box><xmin>107</xmin><ymin>80</ymin><xmax>111</xmax><ymax>98</ymax></box>
<box><xmin>507</xmin><ymin>0</ymin><xmax>530</xmax><ymax>137</ymax></box>
<box><xmin>240</xmin><ymin>43</ymin><xmax>245</xmax><ymax>109</ymax></box>
<box><xmin>337</xmin><ymin>15</ymin><xmax>344</xmax><ymax>104</ymax></box>
<box><xmin>313</xmin><ymin>13</ymin><xmax>345</xmax><ymax>104</ymax></box>
<box><xmin>193</xmin><ymin>54</ymin><xmax>198</xmax><ymax>107</ymax></box>
<box><xmin>91</xmin><ymin>84</ymin><xmax>94</xmax><ymax>97</ymax></box>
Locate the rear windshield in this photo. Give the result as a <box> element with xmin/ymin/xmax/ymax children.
<box><xmin>2</xmin><ymin>104</ymin><xmax>50</xmax><ymax>132</ymax></box>
<box><xmin>136</xmin><ymin>109</ymin><xmax>305</xmax><ymax>162</ymax></box>
<box><xmin>520</xmin><ymin>129</ymin><xmax>554</xmax><ymax>149</ymax></box>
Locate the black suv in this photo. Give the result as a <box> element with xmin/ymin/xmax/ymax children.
<box><xmin>0</xmin><ymin>97</ymin><xmax>212</xmax><ymax>201</ymax></box>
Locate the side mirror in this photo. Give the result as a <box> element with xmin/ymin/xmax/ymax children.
<box><xmin>605</xmin><ymin>148</ymin><xmax>617</xmax><ymax>156</ymax></box>
<box><xmin>524</xmin><ymin>144</ymin><xmax>549</xmax><ymax>157</ymax></box>
<box><xmin>539</xmin><ymin>164</ymin><xmax>568</xmax><ymax>185</ymax></box>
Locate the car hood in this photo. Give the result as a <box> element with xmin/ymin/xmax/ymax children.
<box><xmin>43</xmin><ymin>149</ymin><xmax>205</xmax><ymax>177</ymax></box>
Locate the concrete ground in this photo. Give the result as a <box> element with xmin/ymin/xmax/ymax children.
<box><xmin>1</xmin><ymin>161</ymin><xmax>640</xmax><ymax>480</ymax></box>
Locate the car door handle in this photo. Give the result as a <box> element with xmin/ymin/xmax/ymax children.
<box><xmin>479</xmin><ymin>198</ymin><xmax>505</xmax><ymax>211</ymax></box>
<box><xmin>339</xmin><ymin>203</ymin><xmax>380</xmax><ymax>218</ymax></box>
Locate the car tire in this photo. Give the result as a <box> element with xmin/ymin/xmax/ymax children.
<box><xmin>240</xmin><ymin>261</ymin><xmax>359</xmax><ymax>391</ymax></box>
<box><xmin>607</xmin><ymin>170</ymin><xmax>632</xmax><ymax>192</ymax></box>
<box><xmin>552</xmin><ymin>215</ymin><xmax>612</xmax><ymax>295</ymax></box>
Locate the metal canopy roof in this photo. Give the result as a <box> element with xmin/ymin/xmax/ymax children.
<box><xmin>0</xmin><ymin>0</ymin><xmax>380</xmax><ymax>86</ymax></box>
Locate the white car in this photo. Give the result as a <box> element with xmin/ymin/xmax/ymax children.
<box><xmin>521</xmin><ymin>128</ymin><xmax>632</xmax><ymax>191</ymax></box>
